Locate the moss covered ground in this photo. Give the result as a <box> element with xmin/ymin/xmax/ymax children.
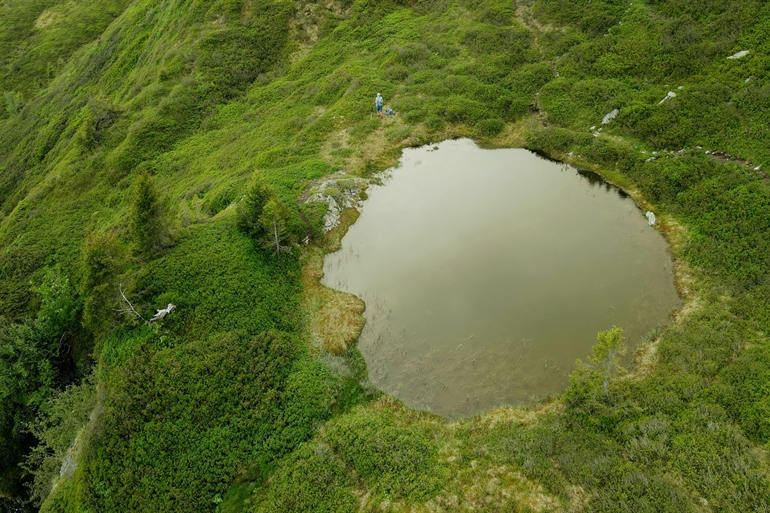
<box><xmin>0</xmin><ymin>0</ymin><xmax>769</xmax><ymax>511</ymax></box>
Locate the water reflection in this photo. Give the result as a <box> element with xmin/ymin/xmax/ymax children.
<box><xmin>576</xmin><ymin>168</ymin><xmax>629</xmax><ymax>198</ymax></box>
<box><xmin>323</xmin><ymin>139</ymin><xmax>680</xmax><ymax>417</ymax></box>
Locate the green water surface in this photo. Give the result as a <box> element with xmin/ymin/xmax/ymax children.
<box><xmin>323</xmin><ymin>139</ymin><xmax>681</xmax><ymax>417</ymax></box>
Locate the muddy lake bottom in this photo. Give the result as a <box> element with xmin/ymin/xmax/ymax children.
<box><xmin>323</xmin><ymin>139</ymin><xmax>681</xmax><ymax>417</ymax></box>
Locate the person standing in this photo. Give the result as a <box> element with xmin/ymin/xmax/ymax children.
<box><xmin>375</xmin><ymin>93</ymin><xmax>383</xmax><ymax>116</ymax></box>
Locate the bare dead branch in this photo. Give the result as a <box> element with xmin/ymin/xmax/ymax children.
<box><xmin>118</xmin><ymin>283</ymin><xmax>148</xmax><ymax>324</ymax></box>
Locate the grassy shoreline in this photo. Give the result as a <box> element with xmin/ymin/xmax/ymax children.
<box><xmin>267</xmin><ymin>120</ymin><xmax>724</xmax><ymax>510</ymax></box>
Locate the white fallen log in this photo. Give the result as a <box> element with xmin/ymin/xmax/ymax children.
<box><xmin>151</xmin><ymin>303</ymin><xmax>176</xmax><ymax>322</ymax></box>
<box><xmin>727</xmin><ymin>50</ymin><xmax>750</xmax><ymax>60</ymax></box>
<box><xmin>658</xmin><ymin>92</ymin><xmax>676</xmax><ymax>105</ymax></box>
<box><xmin>601</xmin><ymin>109</ymin><xmax>619</xmax><ymax>125</ymax></box>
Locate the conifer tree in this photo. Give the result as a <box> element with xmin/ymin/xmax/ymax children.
<box><xmin>80</xmin><ymin>230</ymin><xmax>120</xmax><ymax>335</ymax></box>
<box><xmin>565</xmin><ymin>326</ymin><xmax>628</xmax><ymax>427</ymax></box>
<box><xmin>129</xmin><ymin>172</ymin><xmax>163</xmax><ymax>257</ymax></box>
<box><xmin>259</xmin><ymin>198</ymin><xmax>291</xmax><ymax>253</ymax></box>
<box><xmin>588</xmin><ymin>326</ymin><xmax>627</xmax><ymax>395</ymax></box>
<box><xmin>237</xmin><ymin>172</ymin><xmax>273</xmax><ymax>236</ymax></box>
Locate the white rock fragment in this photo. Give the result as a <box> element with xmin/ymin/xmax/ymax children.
<box><xmin>727</xmin><ymin>50</ymin><xmax>750</xmax><ymax>60</ymax></box>
<box><xmin>658</xmin><ymin>91</ymin><xmax>677</xmax><ymax>105</ymax></box>
<box><xmin>646</xmin><ymin>211</ymin><xmax>656</xmax><ymax>226</ymax></box>
<box><xmin>151</xmin><ymin>304</ymin><xmax>176</xmax><ymax>322</ymax></box>
<box><xmin>601</xmin><ymin>109</ymin><xmax>619</xmax><ymax>125</ymax></box>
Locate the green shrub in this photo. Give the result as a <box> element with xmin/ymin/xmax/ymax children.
<box><xmin>474</xmin><ymin>118</ymin><xmax>505</xmax><ymax>137</ymax></box>
<box><xmin>538</xmin><ymin>79</ymin><xmax>579</xmax><ymax>126</ymax></box>
<box><xmin>670</xmin><ymin>404</ymin><xmax>770</xmax><ymax>509</ymax></box>
<box><xmin>251</xmin><ymin>442</ymin><xmax>356</xmax><ymax>513</ymax></box>
<box><xmin>533</xmin><ymin>0</ymin><xmax>626</xmax><ymax>36</ymax></box>
<box><xmin>441</xmin><ymin>95</ymin><xmax>492</xmax><ymax>125</ymax></box>
<box><xmin>385</xmin><ymin>124</ymin><xmax>411</xmax><ymax>141</ymax></box>
<box><xmin>462</xmin><ymin>24</ymin><xmax>532</xmax><ymax>56</ymax></box>
<box><xmin>424</xmin><ymin>115</ymin><xmax>445</xmax><ymax>131</ymax></box>
<box><xmin>3</xmin><ymin>91</ymin><xmax>22</xmax><ymax>115</ymax></box>
<box><xmin>202</xmin><ymin>182</ymin><xmax>239</xmax><ymax>216</ymax></box>
<box><xmin>73</xmin><ymin>330</ymin><xmax>306</xmax><ymax>513</ymax></box>
<box><xmin>196</xmin><ymin>3</ymin><xmax>292</xmax><ymax>100</ymax></box>
<box><xmin>23</xmin><ymin>374</ymin><xmax>97</xmax><ymax>507</ymax></box>
<box><xmin>0</xmin><ymin>267</ymin><xmax>82</xmax><ymax>499</ymax></box>
<box><xmin>719</xmin><ymin>347</ymin><xmax>770</xmax><ymax>445</ymax></box>
<box><xmin>325</xmin><ymin>408</ymin><xmax>446</xmax><ymax>501</ymax></box>
<box><xmin>526</xmin><ymin>126</ymin><xmax>593</xmax><ymax>153</ymax></box>
<box><xmin>297</xmin><ymin>202</ymin><xmax>327</xmax><ymax>242</ymax></box>
<box><xmin>33</xmin><ymin>266</ymin><xmax>80</xmax><ymax>341</ymax></box>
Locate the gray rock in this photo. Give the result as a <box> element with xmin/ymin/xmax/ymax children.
<box><xmin>601</xmin><ymin>109</ymin><xmax>619</xmax><ymax>125</ymax></box>
<box><xmin>646</xmin><ymin>211</ymin><xmax>656</xmax><ymax>226</ymax></box>
<box><xmin>302</xmin><ymin>175</ymin><xmax>370</xmax><ymax>231</ymax></box>
<box><xmin>727</xmin><ymin>50</ymin><xmax>750</xmax><ymax>60</ymax></box>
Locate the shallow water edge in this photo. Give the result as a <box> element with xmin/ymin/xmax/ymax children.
<box><xmin>320</xmin><ymin>139</ymin><xmax>682</xmax><ymax>417</ymax></box>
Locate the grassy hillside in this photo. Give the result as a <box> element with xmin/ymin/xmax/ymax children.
<box><xmin>0</xmin><ymin>0</ymin><xmax>768</xmax><ymax>511</ymax></box>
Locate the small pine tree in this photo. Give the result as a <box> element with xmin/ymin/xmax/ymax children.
<box><xmin>566</xmin><ymin>326</ymin><xmax>627</xmax><ymax>427</ymax></box>
<box><xmin>80</xmin><ymin>230</ymin><xmax>120</xmax><ymax>336</ymax></box>
<box><xmin>237</xmin><ymin>172</ymin><xmax>273</xmax><ymax>236</ymax></box>
<box><xmin>570</xmin><ymin>325</ymin><xmax>627</xmax><ymax>399</ymax></box>
<box><xmin>129</xmin><ymin>172</ymin><xmax>164</xmax><ymax>257</ymax></box>
<box><xmin>589</xmin><ymin>326</ymin><xmax>627</xmax><ymax>395</ymax></box>
<box><xmin>259</xmin><ymin>198</ymin><xmax>291</xmax><ymax>253</ymax></box>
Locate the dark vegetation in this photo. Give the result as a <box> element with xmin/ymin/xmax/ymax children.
<box><xmin>0</xmin><ymin>0</ymin><xmax>768</xmax><ymax>511</ymax></box>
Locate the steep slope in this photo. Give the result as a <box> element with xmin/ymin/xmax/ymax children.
<box><xmin>0</xmin><ymin>0</ymin><xmax>767</xmax><ymax>511</ymax></box>
<box><xmin>0</xmin><ymin>0</ymin><xmax>131</xmax><ymax>116</ymax></box>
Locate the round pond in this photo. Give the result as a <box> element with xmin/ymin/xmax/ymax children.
<box><xmin>323</xmin><ymin>139</ymin><xmax>681</xmax><ymax>417</ymax></box>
